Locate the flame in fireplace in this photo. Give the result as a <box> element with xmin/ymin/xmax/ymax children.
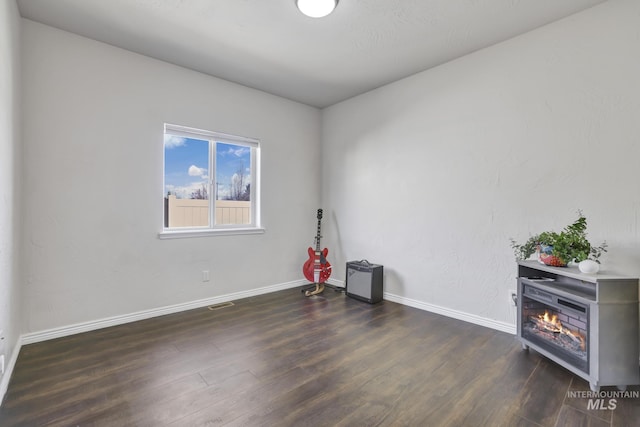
<box><xmin>540</xmin><ymin>311</ymin><xmax>560</xmax><ymax>331</ymax></box>
<box><xmin>537</xmin><ymin>310</ymin><xmax>586</xmax><ymax>351</ymax></box>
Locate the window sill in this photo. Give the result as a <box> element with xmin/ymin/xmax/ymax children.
<box><xmin>158</xmin><ymin>227</ymin><xmax>266</xmax><ymax>239</ymax></box>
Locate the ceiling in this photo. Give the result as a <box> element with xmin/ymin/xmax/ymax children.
<box><xmin>17</xmin><ymin>0</ymin><xmax>607</xmax><ymax>108</ymax></box>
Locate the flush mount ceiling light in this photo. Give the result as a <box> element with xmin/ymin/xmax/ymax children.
<box><xmin>296</xmin><ymin>0</ymin><xmax>339</xmax><ymax>18</ymax></box>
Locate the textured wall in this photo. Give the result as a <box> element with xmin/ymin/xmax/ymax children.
<box><xmin>17</xmin><ymin>0</ymin><xmax>640</xmax><ymax>339</ymax></box>
<box><xmin>21</xmin><ymin>20</ymin><xmax>321</xmax><ymax>333</ymax></box>
<box><xmin>322</xmin><ymin>0</ymin><xmax>640</xmax><ymax>326</ymax></box>
<box><xmin>0</xmin><ymin>0</ymin><xmax>22</xmax><ymax>397</ymax></box>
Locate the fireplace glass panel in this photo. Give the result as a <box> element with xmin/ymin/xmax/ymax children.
<box><xmin>521</xmin><ymin>289</ymin><xmax>589</xmax><ymax>374</ymax></box>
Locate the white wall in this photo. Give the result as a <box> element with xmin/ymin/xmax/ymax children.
<box><xmin>21</xmin><ymin>20</ymin><xmax>322</xmax><ymax>333</ymax></box>
<box><xmin>0</xmin><ymin>0</ymin><xmax>22</xmax><ymax>400</ymax></box>
<box><xmin>322</xmin><ymin>0</ymin><xmax>640</xmax><ymax>326</ymax></box>
<box><xmin>15</xmin><ymin>0</ymin><xmax>640</xmax><ymax>340</ymax></box>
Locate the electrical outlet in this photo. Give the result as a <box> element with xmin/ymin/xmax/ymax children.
<box><xmin>1</xmin><ymin>355</ymin><xmax>5</xmax><ymax>375</ymax></box>
<box><xmin>202</xmin><ymin>270</ymin><xmax>210</xmax><ymax>282</ymax></box>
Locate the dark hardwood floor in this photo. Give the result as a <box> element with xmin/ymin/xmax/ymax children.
<box><xmin>1</xmin><ymin>286</ymin><xmax>638</xmax><ymax>426</ymax></box>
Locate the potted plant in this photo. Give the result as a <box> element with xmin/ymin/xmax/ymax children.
<box><xmin>510</xmin><ymin>212</ymin><xmax>607</xmax><ymax>268</ymax></box>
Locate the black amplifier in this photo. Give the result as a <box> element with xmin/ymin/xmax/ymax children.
<box><xmin>346</xmin><ymin>260</ymin><xmax>383</xmax><ymax>304</ymax></box>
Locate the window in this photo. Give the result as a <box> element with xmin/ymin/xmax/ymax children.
<box><xmin>160</xmin><ymin>123</ymin><xmax>262</xmax><ymax>238</ymax></box>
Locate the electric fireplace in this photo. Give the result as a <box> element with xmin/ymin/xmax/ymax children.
<box><xmin>517</xmin><ymin>261</ymin><xmax>640</xmax><ymax>392</ymax></box>
<box><xmin>520</xmin><ymin>279</ymin><xmax>589</xmax><ymax>373</ymax></box>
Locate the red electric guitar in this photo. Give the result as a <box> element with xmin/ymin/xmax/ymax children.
<box><xmin>303</xmin><ymin>209</ymin><xmax>331</xmax><ymax>296</ymax></box>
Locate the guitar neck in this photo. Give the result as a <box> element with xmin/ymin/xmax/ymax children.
<box><xmin>315</xmin><ymin>219</ymin><xmax>322</xmax><ymax>251</ymax></box>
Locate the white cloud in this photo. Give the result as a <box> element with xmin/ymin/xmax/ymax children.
<box><xmin>164</xmin><ymin>135</ymin><xmax>186</xmax><ymax>149</ymax></box>
<box><xmin>166</xmin><ymin>181</ymin><xmax>209</xmax><ymax>199</ymax></box>
<box><xmin>188</xmin><ymin>165</ymin><xmax>207</xmax><ymax>177</ymax></box>
<box><xmin>223</xmin><ymin>146</ymin><xmax>250</xmax><ymax>157</ymax></box>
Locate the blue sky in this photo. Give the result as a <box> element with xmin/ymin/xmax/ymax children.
<box><xmin>164</xmin><ymin>135</ymin><xmax>251</xmax><ymax>199</ymax></box>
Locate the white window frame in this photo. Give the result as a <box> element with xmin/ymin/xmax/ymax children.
<box><xmin>159</xmin><ymin>123</ymin><xmax>264</xmax><ymax>239</ymax></box>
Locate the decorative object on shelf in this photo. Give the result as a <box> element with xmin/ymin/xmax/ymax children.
<box><xmin>578</xmin><ymin>259</ymin><xmax>600</xmax><ymax>274</ymax></box>
<box><xmin>296</xmin><ymin>0</ymin><xmax>338</xmax><ymax>18</ymax></box>
<box><xmin>538</xmin><ymin>244</ymin><xmax>566</xmax><ymax>267</ymax></box>
<box><xmin>510</xmin><ymin>212</ymin><xmax>607</xmax><ymax>268</ymax></box>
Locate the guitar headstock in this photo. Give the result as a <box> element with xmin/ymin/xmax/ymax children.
<box><xmin>317</xmin><ymin>209</ymin><xmax>323</xmax><ymax>220</ymax></box>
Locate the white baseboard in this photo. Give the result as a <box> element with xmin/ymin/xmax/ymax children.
<box><xmin>0</xmin><ymin>339</ymin><xmax>22</xmax><ymax>406</ymax></box>
<box><xmin>383</xmin><ymin>292</ymin><xmax>517</xmax><ymax>335</ymax></box>
<box><xmin>21</xmin><ymin>279</ymin><xmax>307</xmax><ymax>345</ymax></box>
<box><xmin>331</xmin><ymin>277</ymin><xmax>515</xmax><ymax>335</ymax></box>
<box><xmin>23</xmin><ymin>279</ymin><xmax>514</xmax><ymax>345</ymax></box>
<box><xmin>4</xmin><ymin>280</ymin><xmax>300</xmax><ymax>406</ymax></box>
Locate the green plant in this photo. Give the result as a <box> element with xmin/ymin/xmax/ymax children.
<box><xmin>510</xmin><ymin>212</ymin><xmax>607</xmax><ymax>266</ymax></box>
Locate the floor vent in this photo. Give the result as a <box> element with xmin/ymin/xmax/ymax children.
<box><xmin>207</xmin><ymin>302</ymin><xmax>235</xmax><ymax>311</ymax></box>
